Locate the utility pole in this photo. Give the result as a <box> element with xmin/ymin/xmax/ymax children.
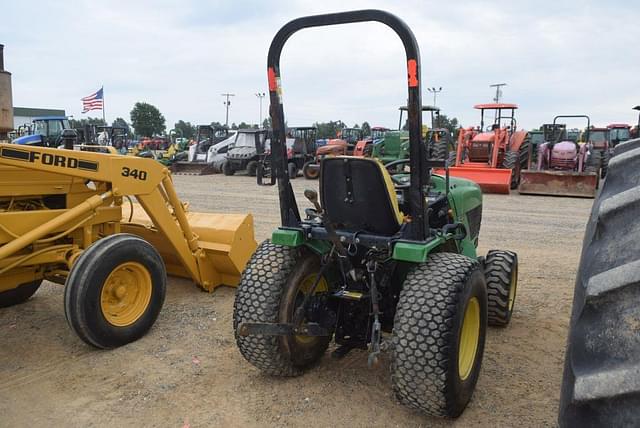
<box><xmin>221</xmin><ymin>93</ymin><xmax>235</xmax><ymax>128</ymax></box>
<box><xmin>490</xmin><ymin>83</ymin><xmax>507</xmax><ymax>103</ymax></box>
<box><xmin>427</xmin><ymin>86</ymin><xmax>443</xmax><ymax>106</ymax></box>
<box><xmin>255</xmin><ymin>92</ymin><xmax>266</xmax><ymax>127</ymax></box>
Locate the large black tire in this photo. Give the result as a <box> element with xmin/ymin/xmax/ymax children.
<box><xmin>559</xmin><ymin>145</ymin><xmax>640</xmax><ymax>426</ymax></box>
<box><xmin>503</xmin><ymin>140</ymin><xmax>529</xmax><ymax>189</ymax></box>
<box><xmin>484</xmin><ymin>250</ymin><xmax>518</xmax><ymax>327</ymax></box>
<box><xmin>0</xmin><ymin>280</ymin><xmax>42</xmax><ymax>308</ymax></box>
<box><xmin>287</xmin><ymin>162</ymin><xmax>298</xmax><ymax>179</ymax></box>
<box><xmin>222</xmin><ymin>161</ymin><xmax>235</xmax><ymax>176</ymax></box>
<box><xmin>234</xmin><ymin>241</ymin><xmax>330</xmax><ymax>376</ymax></box>
<box><xmin>302</xmin><ymin>161</ymin><xmax>319</xmax><ymax>180</ymax></box>
<box><xmin>431</xmin><ymin>139</ymin><xmax>449</xmax><ymax>160</ymax></box>
<box><xmin>391</xmin><ymin>253</ymin><xmax>487</xmax><ymax>418</ymax></box>
<box><xmin>64</xmin><ymin>234</ymin><xmax>166</xmax><ymax>349</ymax></box>
<box><xmin>246</xmin><ymin>160</ymin><xmax>258</xmax><ymax>177</ymax></box>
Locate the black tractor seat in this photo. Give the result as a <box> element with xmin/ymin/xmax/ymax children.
<box><xmin>320</xmin><ymin>157</ymin><xmax>404</xmax><ymax>236</ymax></box>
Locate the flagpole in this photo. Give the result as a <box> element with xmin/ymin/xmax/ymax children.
<box><xmin>102</xmin><ymin>85</ymin><xmax>106</xmax><ymax>124</ymax></box>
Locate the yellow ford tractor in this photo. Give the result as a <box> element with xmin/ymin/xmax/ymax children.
<box><xmin>0</xmin><ymin>144</ymin><xmax>256</xmax><ymax>348</ymax></box>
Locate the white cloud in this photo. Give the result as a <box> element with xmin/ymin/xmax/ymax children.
<box><xmin>1</xmin><ymin>0</ymin><xmax>638</xmax><ymax>131</ymax></box>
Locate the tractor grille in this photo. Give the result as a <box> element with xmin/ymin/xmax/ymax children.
<box><xmin>550</xmin><ymin>158</ymin><xmax>576</xmax><ymax>170</ymax></box>
<box><xmin>466</xmin><ymin>204</ymin><xmax>482</xmax><ymax>240</ymax></box>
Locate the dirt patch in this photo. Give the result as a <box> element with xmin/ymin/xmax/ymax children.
<box><xmin>0</xmin><ymin>174</ymin><xmax>593</xmax><ymax>427</ymax></box>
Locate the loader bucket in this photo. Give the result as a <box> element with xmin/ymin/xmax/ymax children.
<box><xmin>433</xmin><ymin>166</ymin><xmax>512</xmax><ymax>194</ymax></box>
<box><xmin>518</xmin><ymin>170</ymin><xmax>597</xmax><ymax>198</ymax></box>
<box><xmin>171</xmin><ymin>161</ymin><xmax>217</xmax><ymax>175</ymax></box>
<box><xmin>123</xmin><ymin>204</ymin><xmax>257</xmax><ymax>290</ymax></box>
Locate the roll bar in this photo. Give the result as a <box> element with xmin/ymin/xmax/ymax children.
<box><xmin>266</xmin><ymin>10</ymin><xmax>428</xmax><ymax>240</ymax></box>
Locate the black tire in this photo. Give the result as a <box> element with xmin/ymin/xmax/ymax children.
<box><xmin>484</xmin><ymin>250</ymin><xmax>518</xmax><ymax>327</ymax></box>
<box><xmin>431</xmin><ymin>139</ymin><xmax>449</xmax><ymax>160</ymax></box>
<box><xmin>0</xmin><ymin>280</ymin><xmax>42</xmax><ymax>308</ymax></box>
<box><xmin>502</xmin><ymin>150</ymin><xmax>519</xmax><ymax>189</ymax></box>
<box><xmin>234</xmin><ymin>241</ymin><xmax>330</xmax><ymax>376</ymax></box>
<box><xmin>559</xmin><ymin>145</ymin><xmax>640</xmax><ymax>426</ymax></box>
<box><xmin>64</xmin><ymin>234</ymin><xmax>166</xmax><ymax>349</ymax></box>
<box><xmin>287</xmin><ymin>162</ymin><xmax>298</xmax><ymax>179</ymax></box>
<box><xmin>246</xmin><ymin>160</ymin><xmax>259</xmax><ymax>177</ymax></box>
<box><xmin>222</xmin><ymin>161</ymin><xmax>235</xmax><ymax>176</ymax></box>
<box><xmin>391</xmin><ymin>253</ymin><xmax>487</xmax><ymax>418</ymax></box>
<box><xmin>302</xmin><ymin>161</ymin><xmax>319</xmax><ymax>180</ymax></box>
<box><xmin>447</xmin><ymin>151</ymin><xmax>457</xmax><ymax>166</ymax></box>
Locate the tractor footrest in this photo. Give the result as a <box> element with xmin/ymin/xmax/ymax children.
<box><xmin>237</xmin><ymin>322</ymin><xmax>329</xmax><ymax>337</ymax></box>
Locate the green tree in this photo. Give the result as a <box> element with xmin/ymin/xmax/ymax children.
<box><xmin>435</xmin><ymin>113</ymin><xmax>460</xmax><ymax>139</ymax></box>
<box><xmin>112</xmin><ymin>117</ymin><xmax>129</xmax><ymax>132</ymax></box>
<box><xmin>230</xmin><ymin>122</ymin><xmax>238</xmax><ymax>130</ymax></box>
<box><xmin>174</xmin><ymin>120</ymin><xmax>197</xmax><ymax>139</ymax></box>
<box><xmin>211</xmin><ymin>121</ymin><xmax>224</xmax><ymax>129</ymax></box>
<box><xmin>237</xmin><ymin>121</ymin><xmax>252</xmax><ymax>129</ymax></box>
<box><xmin>314</xmin><ymin>120</ymin><xmax>346</xmax><ymax>139</ymax></box>
<box><xmin>361</xmin><ymin>121</ymin><xmax>371</xmax><ymax>136</ymax></box>
<box><xmin>262</xmin><ymin>118</ymin><xmax>272</xmax><ymax>129</ymax></box>
<box><xmin>130</xmin><ymin>102</ymin><xmax>166</xmax><ymax>137</ymax></box>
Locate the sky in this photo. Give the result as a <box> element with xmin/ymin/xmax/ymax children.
<box><xmin>2</xmin><ymin>0</ymin><xmax>639</xmax><ymax>132</ymax></box>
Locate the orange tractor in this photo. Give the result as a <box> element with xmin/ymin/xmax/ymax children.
<box><xmin>434</xmin><ymin>103</ymin><xmax>529</xmax><ymax>194</ymax></box>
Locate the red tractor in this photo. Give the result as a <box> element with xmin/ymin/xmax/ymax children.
<box><xmin>302</xmin><ymin>127</ymin><xmax>364</xmax><ymax>179</ymax></box>
<box><xmin>434</xmin><ymin>103</ymin><xmax>529</xmax><ymax>194</ymax></box>
<box><xmin>352</xmin><ymin>126</ymin><xmax>389</xmax><ymax>156</ymax></box>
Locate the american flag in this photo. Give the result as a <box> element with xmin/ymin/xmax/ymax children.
<box><xmin>81</xmin><ymin>87</ymin><xmax>104</xmax><ymax>113</ymax></box>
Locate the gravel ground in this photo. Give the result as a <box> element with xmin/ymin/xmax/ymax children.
<box><xmin>0</xmin><ymin>173</ymin><xmax>593</xmax><ymax>427</ymax></box>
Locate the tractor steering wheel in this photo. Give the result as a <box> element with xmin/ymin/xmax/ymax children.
<box><xmin>385</xmin><ymin>159</ymin><xmax>411</xmax><ymax>189</ymax></box>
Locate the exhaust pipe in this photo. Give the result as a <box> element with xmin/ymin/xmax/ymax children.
<box><xmin>0</xmin><ymin>43</ymin><xmax>13</xmax><ymax>140</ymax></box>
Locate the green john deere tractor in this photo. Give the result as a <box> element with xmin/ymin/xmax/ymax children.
<box><xmin>233</xmin><ymin>10</ymin><xmax>519</xmax><ymax>418</ymax></box>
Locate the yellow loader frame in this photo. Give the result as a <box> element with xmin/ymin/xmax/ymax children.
<box><xmin>0</xmin><ymin>143</ymin><xmax>256</xmax><ymax>347</ymax></box>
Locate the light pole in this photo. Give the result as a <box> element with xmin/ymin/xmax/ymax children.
<box><xmin>490</xmin><ymin>83</ymin><xmax>507</xmax><ymax>103</ymax></box>
<box><xmin>221</xmin><ymin>93</ymin><xmax>235</xmax><ymax>128</ymax></box>
<box><xmin>255</xmin><ymin>92</ymin><xmax>266</xmax><ymax>127</ymax></box>
<box><xmin>427</xmin><ymin>86</ymin><xmax>442</xmax><ymax>106</ymax></box>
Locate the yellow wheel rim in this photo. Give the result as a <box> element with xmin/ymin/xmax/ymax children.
<box><xmin>458</xmin><ymin>297</ymin><xmax>480</xmax><ymax>381</ymax></box>
<box><xmin>100</xmin><ymin>262</ymin><xmax>152</xmax><ymax>327</ymax></box>
<box><xmin>294</xmin><ymin>273</ymin><xmax>328</xmax><ymax>345</ymax></box>
<box><xmin>508</xmin><ymin>264</ymin><xmax>518</xmax><ymax>312</ymax></box>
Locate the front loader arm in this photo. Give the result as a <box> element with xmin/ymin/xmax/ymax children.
<box><xmin>0</xmin><ymin>143</ymin><xmax>165</xmax><ymax>195</ymax></box>
<box><xmin>0</xmin><ymin>143</ymin><xmax>206</xmax><ymax>286</ymax></box>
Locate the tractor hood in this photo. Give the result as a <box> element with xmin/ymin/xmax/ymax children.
<box><xmin>551</xmin><ymin>141</ymin><xmax>578</xmax><ymax>159</ymax></box>
<box><xmin>471</xmin><ymin>132</ymin><xmax>495</xmax><ymax>143</ymax></box>
<box><xmin>227</xmin><ymin>146</ymin><xmax>256</xmax><ymax>159</ymax></box>
<box><xmin>317</xmin><ymin>140</ymin><xmax>346</xmax><ymax>155</ymax></box>
<box><xmin>12</xmin><ymin>134</ymin><xmax>42</xmax><ymax>145</ymax></box>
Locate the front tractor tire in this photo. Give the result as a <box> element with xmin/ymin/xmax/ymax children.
<box><xmin>64</xmin><ymin>234</ymin><xmax>167</xmax><ymax>349</ymax></box>
<box><xmin>484</xmin><ymin>250</ymin><xmax>518</xmax><ymax>327</ymax></box>
<box><xmin>234</xmin><ymin>241</ymin><xmax>330</xmax><ymax>376</ymax></box>
<box><xmin>391</xmin><ymin>253</ymin><xmax>488</xmax><ymax>418</ymax></box>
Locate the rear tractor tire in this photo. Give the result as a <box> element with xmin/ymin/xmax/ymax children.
<box><xmin>234</xmin><ymin>241</ymin><xmax>330</xmax><ymax>376</ymax></box>
<box><xmin>559</xmin><ymin>144</ymin><xmax>640</xmax><ymax>426</ymax></box>
<box><xmin>484</xmin><ymin>250</ymin><xmax>518</xmax><ymax>327</ymax></box>
<box><xmin>391</xmin><ymin>253</ymin><xmax>488</xmax><ymax>418</ymax></box>
<box><xmin>64</xmin><ymin>234</ymin><xmax>166</xmax><ymax>349</ymax></box>
<box><xmin>0</xmin><ymin>280</ymin><xmax>42</xmax><ymax>308</ymax></box>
